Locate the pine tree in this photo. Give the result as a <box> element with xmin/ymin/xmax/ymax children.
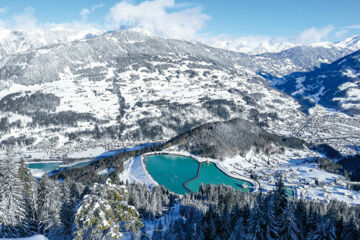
<box><xmin>230</xmin><ymin>217</ymin><xmax>245</xmax><ymax>240</ymax></box>
<box><xmin>37</xmin><ymin>175</ymin><xmax>63</xmax><ymax>238</ymax></box>
<box><xmin>294</xmin><ymin>198</ymin><xmax>307</xmax><ymax>239</ymax></box>
<box><xmin>306</xmin><ymin>201</ymin><xmax>321</xmax><ymax>236</ymax></box>
<box><xmin>18</xmin><ymin>159</ymin><xmax>38</xmax><ymax>235</ymax></box>
<box><xmin>74</xmin><ymin>179</ymin><xmax>143</xmax><ymax>239</ymax></box>
<box><xmin>263</xmin><ymin>195</ymin><xmax>279</xmax><ymax>239</ymax></box>
<box><xmin>60</xmin><ymin>179</ymin><xmax>82</xmax><ymax>239</ymax></box>
<box><xmin>279</xmin><ymin>202</ymin><xmax>299</xmax><ymax>240</ymax></box>
<box><xmin>216</xmin><ymin>205</ymin><xmax>232</xmax><ymax>240</ymax></box>
<box><xmin>0</xmin><ymin>158</ymin><xmax>26</xmax><ymax>238</ymax></box>
<box><xmin>307</xmin><ymin>217</ymin><xmax>336</xmax><ymax>240</ymax></box>
<box><xmin>342</xmin><ymin>216</ymin><xmax>360</xmax><ymax>240</ymax></box>
<box><xmin>248</xmin><ymin>197</ymin><xmax>264</xmax><ymax>240</ymax></box>
<box><xmin>273</xmin><ymin>176</ymin><xmax>288</xmax><ymax>216</ymax></box>
<box><xmin>203</xmin><ymin>205</ymin><xmax>217</xmax><ymax>240</ymax></box>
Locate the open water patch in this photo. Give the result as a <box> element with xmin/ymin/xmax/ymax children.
<box><xmin>144</xmin><ymin>154</ymin><xmax>254</xmax><ymax>195</ymax></box>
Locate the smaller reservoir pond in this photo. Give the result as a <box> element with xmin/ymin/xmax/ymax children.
<box><xmin>186</xmin><ymin>162</ymin><xmax>253</xmax><ymax>193</ymax></box>
<box><xmin>27</xmin><ymin>162</ymin><xmax>60</xmax><ymax>172</ymax></box>
<box><xmin>145</xmin><ymin>154</ymin><xmax>254</xmax><ymax>195</ymax></box>
<box><xmin>25</xmin><ymin>143</ymin><xmax>162</xmax><ymax>174</ymax></box>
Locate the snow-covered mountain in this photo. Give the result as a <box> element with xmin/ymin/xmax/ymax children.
<box><xmin>333</xmin><ymin>35</ymin><xmax>360</xmax><ymax>52</ymax></box>
<box><xmin>253</xmin><ymin>45</ymin><xmax>355</xmax><ymax>76</ymax></box>
<box><xmin>273</xmin><ymin>50</ymin><xmax>360</xmax><ymax>115</ymax></box>
<box><xmin>207</xmin><ymin>37</ymin><xmax>297</xmax><ymax>55</ymax></box>
<box><xmin>0</xmin><ymin>30</ymin><xmax>359</xmax><ymax>157</ymax></box>
<box><xmin>0</xmin><ymin>27</ymin><xmax>103</xmax><ymax>59</ymax></box>
<box><xmin>0</xmin><ymin>30</ymin><xmax>307</xmax><ymax>156</ymax></box>
<box><xmin>209</xmin><ymin>35</ymin><xmax>360</xmax><ymax>55</ymax></box>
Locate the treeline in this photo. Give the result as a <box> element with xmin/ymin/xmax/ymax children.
<box><xmin>313</xmin><ymin>144</ymin><xmax>360</xmax><ymax>182</ymax></box>
<box><xmin>31</xmin><ymin>111</ymin><xmax>96</xmax><ymax>127</ymax></box>
<box><xmin>0</xmin><ymin>117</ymin><xmax>21</xmax><ymax>133</ymax></box>
<box><xmin>155</xmin><ymin>182</ymin><xmax>360</xmax><ymax>240</ymax></box>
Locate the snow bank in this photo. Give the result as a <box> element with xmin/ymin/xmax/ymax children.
<box><xmin>0</xmin><ymin>235</ymin><xmax>48</xmax><ymax>240</ymax></box>
<box><xmin>119</xmin><ymin>155</ymin><xmax>157</xmax><ymax>186</ymax></box>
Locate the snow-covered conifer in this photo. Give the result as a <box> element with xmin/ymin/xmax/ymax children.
<box><xmin>0</xmin><ymin>158</ymin><xmax>26</xmax><ymax>238</ymax></box>
<box><xmin>74</xmin><ymin>179</ymin><xmax>143</xmax><ymax>239</ymax></box>
<box><xmin>279</xmin><ymin>202</ymin><xmax>299</xmax><ymax>240</ymax></box>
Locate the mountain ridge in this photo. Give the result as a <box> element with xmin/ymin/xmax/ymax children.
<box><xmin>273</xmin><ymin>49</ymin><xmax>360</xmax><ymax>115</ymax></box>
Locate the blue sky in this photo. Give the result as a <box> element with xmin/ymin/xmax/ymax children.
<box><xmin>0</xmin><ymin>0</ymin><xmax>359</xmax><ymax>43</ymax></box>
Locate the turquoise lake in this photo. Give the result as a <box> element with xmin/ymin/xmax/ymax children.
<box><xmin>145</xmin><ymin>154</ymin><xmax>199</xmax><ymax>195</ymax></box>
<box><xmin>185</xmin><ymin>162</ymin><xmax>253</xmax><ymax>193</ymax></box>
<box><xmin>27</xmin><ymin>162</ymin><xmax>60</xmax><ymax>171</ymax></box>
<box><xmin>144</xmin><ymin>154</ymin><xmax>254</xmax><ymax>195</ymax></box>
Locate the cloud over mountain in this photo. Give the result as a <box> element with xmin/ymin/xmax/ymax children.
<box><xmin>105</xmin><ymin>0</ymin><xmax>210</xmax><ymax>39</ymax></box>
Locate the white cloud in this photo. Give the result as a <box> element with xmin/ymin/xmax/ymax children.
<box><xmin>335</xmin><ymin>29</ymin><xmax>348</xmax><ymax>39</ymax></box>
<box><xmin>105</xmin><ymin>0</ymin><xmax>210</xmax><ymax>39</ymax></box>
<box><xmin>80</xmin><ymin>8</ymin><xmax>91</xmax><ymax>20</ymax></box>
<box><xmin>345</xmin><ymin>24</ymin><xmax>360</xmax><ymax>29</ymax></box>
<box><xmin>0</xmin><ymin>6</ymin><xmax>103</xmax><ymax>36</ymax></box>
<box><xmin>294</xmin><ymin>25</ymin><xmax>334</xmax><ymax>44</ymax></box>
<box><xmin>80</xmin><ymin>4</ymin><xmax>104</xmax><ymax>21</ymax></box>
<box><xmin>12</xmin><ymin>7</ymin><xmax>37</xmax><ymax>31</ymax></box>
<box><xmin>0</xmin><ymin>7</ymin><xmax>6</xmax><ymax>14</ymax></box>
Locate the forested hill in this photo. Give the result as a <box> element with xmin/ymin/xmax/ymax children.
<box><xmin>169</xmin><ymin>118</ymin><xmax>304</xmax><ymax>159</ymax></box>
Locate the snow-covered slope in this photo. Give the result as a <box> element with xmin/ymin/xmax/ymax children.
<box><xmin>274</xmin><ymin>50</ymin><xmax>360</xmax><ymax>115</ymax></box>
<box><xmin>0</xmin><ymin>27</ymin><xmax>102</xmax><ymax>59</ymax></box>
<box><xmin>333</xmin><ymin>35</ymin><xmax>360</xmax><ymax>52</ymax></box>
